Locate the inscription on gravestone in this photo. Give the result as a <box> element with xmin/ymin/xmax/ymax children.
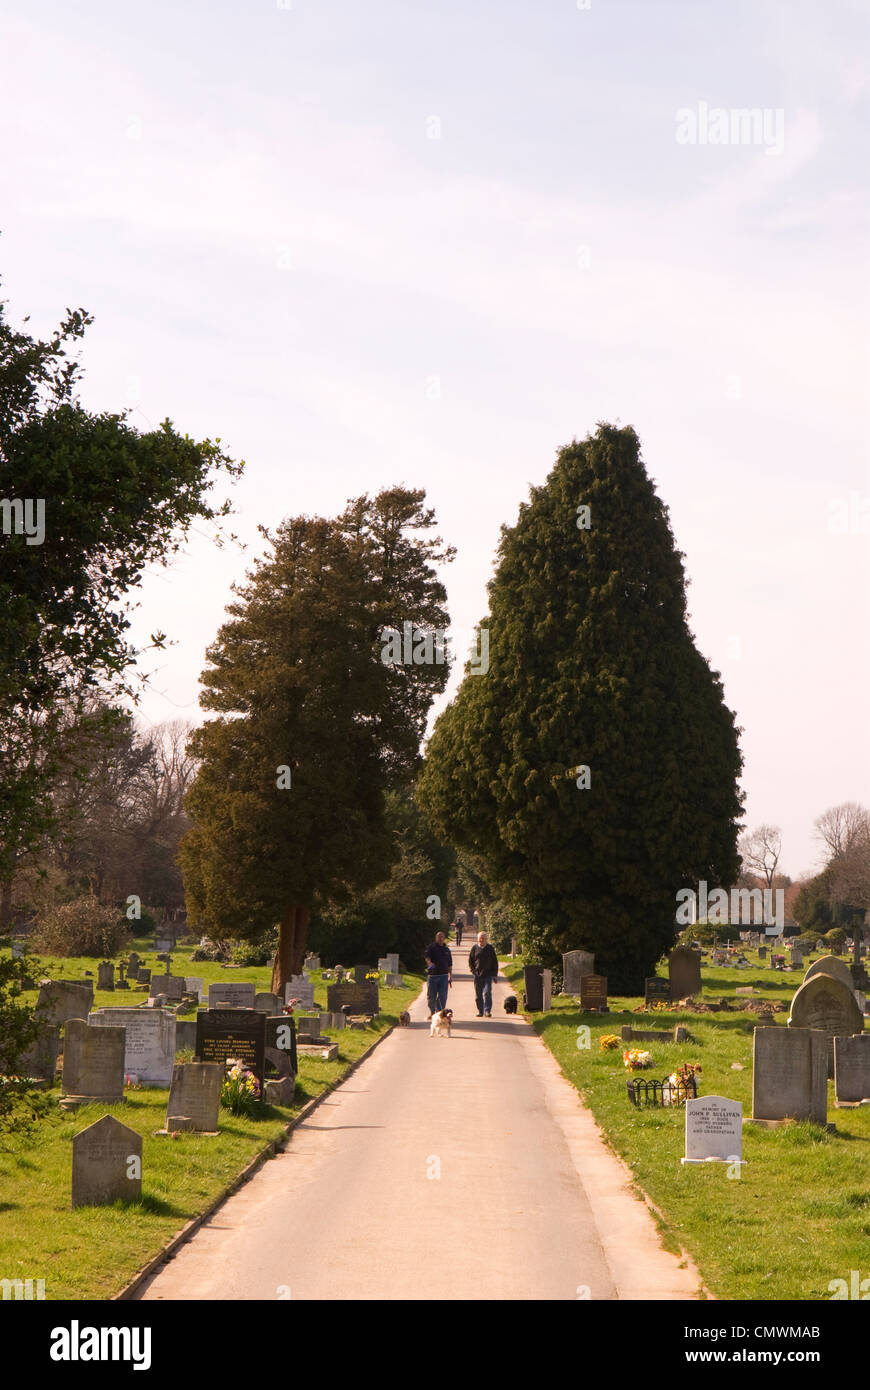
<box><xmin>645</xmin><ymin>977</ymin><xmax>671</xmax><ymax>1007</ymax></box>
<box><xmin>196</xmin><ymin>1008</ymin><xmax>266</xmax><ymax>1084</ymax></box>
<box><xmin>207</xmin><ymin>980</ymin><xmax>256</xmax><ymax>1010</ymax></box>
<box><xmin>72</xmin><ymin>1114</ymin><xmax>142</xmax><ymax>1208</ymax></box>
<box><xmin>89</xmin><ymin>1007</ymin><xmax>176</xmax><ymax>1086</ymax></box>
<box><xmin>682</xmin><ymin>1096</ymin><xmax>743</xmax><ymax>1164</ymax></box>
<box><xmin>580</xmin><ymin>974</ymin><xmax>608</xmax><ymax>1012</ymax></box>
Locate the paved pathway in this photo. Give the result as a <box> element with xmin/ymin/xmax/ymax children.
<box><xmin>138</xmin><ymin>944</ymin><xmax>700</xmax><ymax>1301</ymax></box>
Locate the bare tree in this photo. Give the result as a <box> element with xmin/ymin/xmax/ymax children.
<box><xmin>738</xmin><ymin>825</ymin><xmax>782</xmax><ymax>893</ymax></box>
<box><xmin>814</xmin><ymin>802</ymin><xmax>870</xmax><ymax>861</ymax></box>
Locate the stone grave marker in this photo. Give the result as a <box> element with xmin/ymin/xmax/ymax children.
<box><xmin>19</xmin><ymin>1022</ymin><xmax>60</xmax><ymax>1083</ymax></box>
<box><xmin>97</xmin><ymin>962</ymin><xmax>115</xmax><ymax>991</ymax></box>
<box><xmin>353</xmin><ymin>963</ymin><xmax>372</xmax><ymax>983</ymax></box>
<box><xmin>644</xmin><ymin>977</ymin><xmax>671</xmax><ymax>1008</ymax></box>
<box><xmin>757</xmin><ymin>946</ymin><xmax>766</xmax><ymax>959</ymax></box>
<box><xmin>326</xmin><ymin>980</ymin><xmax>379</xmax><ymax>1015</ymax></box>
<box><xmin>127</xmin><ymin>952</ymin><xmax>140</xmax><ymax>980</ymax></box>
<box><xmin>184</xmin><ymin>977</ymin><xmax>205</xmax><ymax>1003</ymax></box>
<box><xmin>265</xmin><ymin>1015</ymin><xmax>297</xmax><ymax>1078</ymax></box>
<box><xmin>60</xmin><ymin>1018</ymin><xmax>125</xmax><ymax>1109</ymax></box>
<box><xmin>284</xmin><ymin>977</ymin><xmax>315</xmax><ymax>1008</ymax></box>
<box><xmin>382</xmin><ymin>972</ymin><xmax>403</xmax><ymax>988</ymax></box>
<box><xmin>89</xmin><ymin>1006</ymin><xmax>176</xmax><ymax>1085</ymax></box>
<box><xmin>154</xmin><ymin>934</ymin><xmax>174</xmax><ymax>953</ymax></box>
<box><xmin>562</xmin><ymin>950</ymin><xmax>595</xmax><ymax>995</ymax></box>
<box><xmin>303</xmin><ymin>954</ymin><xmax>321</xmax><ymax>971</ymax></box>
<box><xmin>165</xmin><ymin>1061</ymin><xmax>223</xmax><ymax>1132</ymax></box>
<box><xmin>833</xmin><ymin>1035</ymin><xmax>870</xmax><ymax>1105</ymax></box>
<box><xmin>580</xmin><ymin>974</ymin><xmax>607</xmax><ymax>1013</ymax></box>
<box><xmin>789</xmin><ymin>974</ymin><xmax>863</xmax><ymax>1077</ymax></box>
<box><xmin>72</xmin><ymin>1114</ymin><xmax>142</xmax><ymax>1208</ymax></box>
<box><xmin>295</xmin><ymin>1012</ymin><xmax>328</xmax><ymax>1042</ymax></box>
<box><xmin>174</xmin><ymin>1019</ymin><xmax>197</xmax><ymax>1051</ymax></box>
<box><xmin>254</xmin><ymin>992</ymin><xmax>281</xmax><ymax>1014</ymax></box>
<box><xmin>751</xmin><ymin>1025</ymin><xmax>827</xmax><ymax>1126</ymax></box>
<box><xmin>383</xmin><ymin>953</ymin><xmax>399</xmax><ymax>973</ymax></box>
<box><xmin>541</xmin><ymin>968</ymin><xmax>553</xmax><ymax>1011</ymax></box>
<box><xmin>136</xmin><ymin>968</ymin><xmax>151</xmax><ymax>990</ymax></box>
<box><xmin>196</xmin><ymin>1008</ymin><xmax>266</xmax><ymax>1084</ymax></box>
<box><xmin>803</xmin><ymin>955</ymin><xmax>855</xmax><ymax>994</ymax></box>
<box><xmin>149</xmin><ymin>973</ymin><xmax>186</xmax><ymax>1003</ymax></box>
<box><xmin>669</xmin><ymin>946</ymin><xmax>702</xmax><ymax>1000</ymax></box>
<box><xmin>522</xmin><ymin>965</ymin><xmax>544</xmax><ymax>1011</ymax></box>
<box><xmin>327</xmin><ymin>1011</ymin><xmax>346</xmax><ymax>1031</ymax></box>
<box><xmin>36</xmin><ymin>980</ymin><xmax>94</xmax><ymax>1030</ymax></box>
<box><xmin>682</xmin><ymin>1096</ymin><xmax>743</xmax><ymax>1164</ymax></box>
<box><xmin>207</xmin><ymin>980</ymin><xmax>256</xmax><ymax>1010</ymax></box>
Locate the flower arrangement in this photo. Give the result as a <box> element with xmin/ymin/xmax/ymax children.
<box><xmin>282</xmin><ymin>997</ymin><xmax>301</xmax><ymax>1015</ymax></box>
<box><xmin>599</xmin><ymin>1034</ymin><xmax>621</xmax><ymax>1051</ymax></box>
<box><xmin>365</xmin><ymin>970</ymin><xmax>379</xmax><ymax>981</ymax></box>
<box><xmin>623</xmin><ymin>1048</ymin><xmax>652</xmax><ymax>1071</ymax></box>
<box><xmin>664</xmin><ymin>1061</ymin><xmax>702</xmax><ymax>1105</ymax></box>
<box><xmin>221</xmin><ymin>1059</ymin><xmax>263</xmax><ymax>1117</ymax></box>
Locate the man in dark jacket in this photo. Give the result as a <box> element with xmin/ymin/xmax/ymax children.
<box><xmin>468</xmin><ymin>930</ymin><xmax>499</xmax><ymax>1017</ymax></box>
<box><xmin>424</xmin><ymin>930</ymin><xmax>453</xmax><ymax>1017</ymax></box>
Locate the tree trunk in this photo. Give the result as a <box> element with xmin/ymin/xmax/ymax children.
<box><xmin>270</xmin><ymin>903</ymin><xmax>311</xmax><ymax>996</ymax></box>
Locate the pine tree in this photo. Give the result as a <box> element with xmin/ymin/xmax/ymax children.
<box><xmin>419</xmin><ymin>423</ymin><xmax>743</xmax><ymax>992</ymax></box>
<box><xmin>180</xmin><ymin>489</ymin><xmax>452</xmax><ymax>992</ymax></box>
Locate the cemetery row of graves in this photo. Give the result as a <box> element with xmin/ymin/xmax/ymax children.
<box><xmin>507</xmin><ymin>934</ymin><xmax>870</xmax><ymax>1300</ymax></box>
<box><xmin>0</xmin><ymin>932</ymin><xmax>418</xmax><ymax>1300</ymax></box>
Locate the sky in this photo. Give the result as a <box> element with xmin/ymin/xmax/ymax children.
<box><xmin>1</xmin><ymin>0</ymin><xmax>868</xmax><ymax>879</ymax></box>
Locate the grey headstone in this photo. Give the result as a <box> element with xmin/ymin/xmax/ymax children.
<box><xmin>789</xmin><ymin>974</ymin><xmax>864</xmax><ymax>1076</ymax></box>
<box><xmin>803</xmin><ymin>955</ymin><xmax>855</xmax><ymax>993</ymax></box>
<box><xmin>149</xmin><ymin>973</ymin><xmax>186</xmax><ymax>1002</ymax></box>
<box><xmin>89</xmin><ymin>1007</ymin><xmax>176</xmax><ymax>1086</ymax></box>
<box><xmin>184</xmin><ymin>977</ymin><xmax>205</xmax><ymax>1003</ymax></box>
<box><xmin>264</xmin><ymin>1073</ymin><xmax>295</xmax><ymax>1105</ymax></box>
<box><xmin>254</xmin><ymin>992</ymin><xmax>281</xmax><ymax>1014</ymax></box>
<box><xmin>758</xmin><ymin>947</ymin><xmax>767</xmax><ymax>959</ymax></box>
<box><xmin>166</xmin><ymin>1061</ymin><xmax>223</xmax><ymax>1132</ymax></box>
<box><xmin>562</xmin><ymin>950</ymin><xmax>595</xmax><ymax>995</ymax></box>
<box><xmin>18</xmin><ymin>1022</ymin><xmax>60</xmax><ymax>1083</ymax></box>
<box><xmin>682</xmin><ymin>1096</ymin><xmax>743</xmax><ymax>1163</ymax></box>
<box><xmin>669</xmin><ymin>946</ymin><xmax>702</xmax><ymax>1000</ymax></box>
<box><xmin>72</xmin><ymin>1114</ymin><xmax>142</xmax><ymax>1208</ymax></box>
<box><xmin>834</xmin><ymin>1035</ymin><xmax>870</xmax><ymax>1104</ymax></box>
<box><xmin>174</xmin><ymin>1019</ymin><xmax>197</xmax><ymax>1052</ymax></box>
<box><xmin>327</xmin><ymin>1011</ymin><xmax>346</xmax><ymax>1031</ymax></box>
<box><xmin>36</xmin><ymin>980</ymin><xmax>94</xmax><ymax>1030</ymax></box>
<box><xmin>382</xmin><ymin>972</ymin><xmax>403</xmax><ymax>988</ymax></box>
<box><xmin>752</xmin><ymin>1025</ymin><xmax>827</xmax><ymax>1125</ymax></box>
<box><xmin>265</xmin><ymin>1015</ymin><xmax>296</xmax><ymax>1077</ymax></box>
<box><xmin>61</xmin><ymin>1018</ymin><xmax>125</xmax><ymax>1104</ymax></box>
<box><xmin>303</xmin><ymin>954</ymin><xmax>321</xmax><ymax>971</ymax></box>
<box><xmin>127</xmin><ymin>952</ymin><xmax>140</xmax><ymax>980</ymax></box>
<box><xmin>541</xmin><ymin>968</ymin><xmax>553</xmax><ymax>1011</ymax></box>
<box><xmin>97</xmin><ymin>962</ymin><xmax>115</xmax><ymax>991</ymax></box>
<box><xmin>383</xmin><ymin>953</ymin><xmax>399</xmax><ymax>973</ymax></box>
<box><xmin>285</xmin><ymin>978</ymin><xmax>315</xmax><ymax>1008</ymax></box>
<box><xmin>208</xmin><ymin>981</ymin><xmax>256</xmax><ymax>1010</ymax></box>
<box><xmin>137</xmin><ymin>968</ymin><xmax>151</xmax><ymax>988</ymax></box>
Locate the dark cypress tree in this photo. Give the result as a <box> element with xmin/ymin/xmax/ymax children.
<box><xmin>419</xmin><ymin>423</ymin><xmax>743</xmax><ymax>992</ymax></box>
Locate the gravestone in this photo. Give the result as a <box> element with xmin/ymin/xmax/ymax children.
<box><xmin>89</xmin><ymin>1007</ymin><xmax>176</xmax><ymax>1085</ymax></box>
<box><xmin>60</xmin><ymin>1018</ymin><xmax>125</xmax><ymax>1108</ymax></box>
<box><xmin>127</xmin><ymin>952</ymin><xmax>140</xmax><ymax>980</ymax></box>
<box><xmin>580</xmin><ymin>974</ymin><xmax>608</xmax><ymax>1013</ymax></box>
<box><xmin>522</xmin><ymin>965</ymin><xmax>544</xmax><ymax>1011</ymax></box>
<box><xmin>184</xmin><ymin>977</ymin><xmax>205</xmax><ymax>1003</ymax></box>
<box><xmin>382</xmin><ymin>953</ymin><xmax>399</xmax><ymax>973</ymax></box>
<box><xmin>669</xmin><ymin>946</ymin><xmax>701</xmax><ymax>1000</ymax></box>
<box><xmin>72</xmin><ymin>1114</ymin><xmax>142</xmax><ymax>1208</ymax></box>
<box><xmin>265</xmin><ymin>1015</ymin><xmax>297</xmax><ymax>1077</ymax></box>
<box><xmin>18</xmin><ymin>1022</ymin><xmax>60</xmax><ymax>1083</ymax></box>
<box><xmin>284</xmin><ymin>977</ymin><xmax>315</xmax><ymax>1008</ymax></box>
<box><xmin>645</xmin><ymin>977</ymin><xmax>671</xmax><ymax>1008</ymax></box>
<box><xmin>295</xmin><ymin>1013</ymin><xmax>328</xmax><ymax>1042</ymax></box>
<box><xmin>758</xmin><ymin>946</ymin><xmax>767</xmax><ymax>959</ymax></box>
<box><xmin>326</xmin><ymin>980</ymin><xmax>379</xmax><ymax>1015</ymax></box>
<box><xmin>174</xmin><ymin>1019</ymin><xmax>197</xmax><ymax>1051</ymax></box>
<box><xmin>303</xmin><ymin>954</ymin><xmax>321</xmax><ymax>971</ymax></box>
<box><xmin>327</xmin><ymin>1011</ymin><xmax>346</xmax><ymax>1031</ymax></box>
<box><xmin>35</xmin><ymin>980</ymin><xmax>94</xmax><ymax>1030</ymax></box>
<box><xmin>382</xmin><ymin>972</ymin><xmax>403</xmax><ymax>988</ymax></box>
<box><xmin>254</xmin><ymin>992</ymin><xmax>281</xmax><ymax>1014</ymax></box>
<box><xmin>207</xmin><ymin>981</ymin><xmax>256</xmax><ymax>1010</ymax></box>
<box><xmin>834</xmin><ymin>1035</ymin><xmax>870</xmax><ymax>1105</ymax></box>
<box><xmin>562</xmin><ymin>950</ymin><xmax>595</xmax><ymax>995</ymax></box>
<box><xmin>789</xmin><ymin>949</ymin><xmax>803</xmax><ymax>968</ymax></box>
<box><xmin>541</xmin><ymin>969</ymin><xmax>552</xmax><ymax>1011</ymax></box>
<box><xmin>353</xmin><ymin>964</ymin><xmax>372</xmax><ymax>984</ymax></box>
<box><xmin>154</xmin><ymin>934</ymin><xmax>174</xmax><ymax>953</ymax></box>
<box><xmin>682</xmin><ymin>1096</ymin><xmax>743</xmax><ymax>1164</ymax></box>
<box><xmin>116</xmin><ymin>963</ymin><xmax>129</xmax><ymax>990</ymax></box>
<box><xmin>196</xmin><ymin>1008</ymin><xmax>266</xmax><ymax>1084</ymax></box>
<box><xmin>788</xmin><ymin>974</ymin><xmax>864</xmax><ymax>1076</ymax></box>
<box><xmin>803</xmin><ymin>955</ymin><xmax>855</xmax><ymax>994</ymax></box>
<box><xmin>149</xmin><ymin>973</ymin><xmax>186</xmax><ymax>1002</ymax></box>
<box><xmin>751</xmin><ymin>1025</ymin><xmax>827</xmax><ymax>1125</ymax></box>
<box><xmin>137</xmin><ymin>968</ymin><xmax>151</xmax><ymax>989</ymax></box>
<box><xmin>97</xmin><ymin>962</ymin><xmax>114</xmax><ymax>991</ymax></box>
<box><xmin>165</xmin><ymin>1061</ymin><xmax>223</xmax><ymax>1132</ymax></box>
<box><xmin>377</xmin><ymin>958</ymin><xmax>392</xmax><ymax>973</ymax></box>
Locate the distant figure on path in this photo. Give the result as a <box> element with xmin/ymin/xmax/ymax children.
<box><xmin>424</xmin><ymin>930</ymin><xmax>453</xmax><ymax>1018</ymax></box>
<box><xmin>468</xmin><ymin>931</ymin><xmax>499</xmax><ymax>1017</ymax></box>
<box><xmin>454</xmin><ymin>908</ymin><xmax>466</xmax><ymax>946</ymax></box>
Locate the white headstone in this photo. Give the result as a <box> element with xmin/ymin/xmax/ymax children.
<box><xmin>681</xmin><ymin>1095</ymin><xmax>744</xmax><ymax>1164</ymax></box>
<box><xmin>89</xmin><ymin>1007</ymin><xmax>176</xmax><ymax>1086</ymax></box>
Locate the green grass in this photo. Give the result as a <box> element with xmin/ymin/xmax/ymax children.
<box><xmin>502</xmin><ymin>951</ymin><xmax>870</xmax><ymax>1301</ymax></box>
<box><xmin>2</xmin><ymin>943</ymin><xmax>422</xmax><ymax>1299</ymax></box>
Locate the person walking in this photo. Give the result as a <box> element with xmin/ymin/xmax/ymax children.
<box><xmin>468</xmin><ymin>930</ymin><xmax>499</xmax><ymax>1017</ymax></box>
<box><xmin>454</xmin><ymin>907</ymin><xmax>466</xmax><ymax>947</ymax></box>
<box><xmin>424</xmin><ymin>930</ymin><xmax>453</xmax><ymax>1017</ymax></box>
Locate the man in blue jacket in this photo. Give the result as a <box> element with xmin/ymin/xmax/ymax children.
<box><xmin>424</xmin><ymin>930</ymin><xmax>453</xmax><ymax>1017</ymax></box>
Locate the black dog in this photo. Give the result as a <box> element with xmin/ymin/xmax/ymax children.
<box><xmin>504</xmin><ymin>995</ymin><xmax>518</xmax><ymax>1014</ymax></box>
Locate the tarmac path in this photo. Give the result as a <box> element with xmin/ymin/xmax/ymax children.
<box><xmin>137</xmin><ymin>943</ymin><xmax>700</xmax><ymax>1301</ymax></box>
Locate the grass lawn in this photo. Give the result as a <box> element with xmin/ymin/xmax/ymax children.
<box><xmin>1</xmin><ymin>939</ymin><xmax>422</xmax><ymax>1299</ymax></box>
<box><xmin>502</xmin><ymin>950</ymin><xmax>870</xmax><ymax>1301</ymax></box>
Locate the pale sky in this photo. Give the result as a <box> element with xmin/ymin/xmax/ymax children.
<box><xmin>2</xmin><ymin>0</ymin><xmax>868</xmax><ymax>879</ymax></box>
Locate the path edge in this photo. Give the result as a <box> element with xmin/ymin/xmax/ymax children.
<box><xmin>114</xmin><ymin>1021</ymin><xmax>397</xmax><ymax>1301</ymax></box>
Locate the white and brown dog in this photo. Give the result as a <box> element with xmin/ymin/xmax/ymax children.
<box><xmin>429</xmin><ymin>1008</ymin><xmax>453</xmax><ymax>1038</ymax></box>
